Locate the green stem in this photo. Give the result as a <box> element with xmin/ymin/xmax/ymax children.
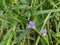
<box><xmin>31</xmin><ymin>0</ymin><xmax>37</xmax><ymax>22</ymax></box>
<box><xmin>35</xmin><ymin>13</ymin><xmax>51</xmax><ymax>45</ymax></box>
<box><xmin>6</xmin><ymin>16</ymin><xmax>17</xmax><ymax>45</ymax></box>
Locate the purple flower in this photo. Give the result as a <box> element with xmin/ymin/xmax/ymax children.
<box><xmin>40</xmin><ymin>30</ymin><xmax>46</xmax><ymax>36</ymax></box>
<box><xmin>27</xmin><ymin>21</ymin><xmax>36</xmax><ymax>29</ymax></box>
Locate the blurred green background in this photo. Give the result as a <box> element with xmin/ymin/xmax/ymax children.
<box><xmin>0</xmin><ymin>0</ymin><xmax>60</xmax><ymax>45</ymax></box>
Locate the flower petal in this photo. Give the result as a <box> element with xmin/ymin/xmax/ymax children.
<box><xmin>27</xmin><ymin>21</ymin><xmax>36</xmax><ymax>29</ymax></box>
<box><xmin>27</xmin><ymin>25</ymin><xmax>31</xmax><ymax>28</ymax></box>
<box><xmin>31</xmin><ymin>25</ymin><xmax>36</xmax><ymax>29</ymax></box>
<box><xmin>40</xmin><ymin>30</ymin><xmax>46</xmax><ymax>36</ymax></box>
<box><xmin>29</xmin><ymin>21</ymin><xmax>35</xmax><ymax>26</ymax></box>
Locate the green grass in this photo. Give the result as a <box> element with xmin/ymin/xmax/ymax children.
<box><xmin>0</xmin><ymin>0</ymin><xmax>60</xmax><ymax>45</ymax></box>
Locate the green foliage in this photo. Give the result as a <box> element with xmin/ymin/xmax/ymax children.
<box><xmin>0</xmin><ymin>0</ymin><xmax>60</xmax><ymax>45</ymax></box>
<box><xmin>15</xmin><ymin>29</ymin><xmax>31</xmax><ymax>43</ymax></box>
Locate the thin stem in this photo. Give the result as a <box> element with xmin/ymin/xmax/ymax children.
<box><xmin>35</xmin><ymin>13</ymin><xmax>51</xmax><ymax>45</ymax></box>
<box><xmin>6</xmin><ymin>16</ymin><xmax>17</xmax><ymax>45</ymax></box>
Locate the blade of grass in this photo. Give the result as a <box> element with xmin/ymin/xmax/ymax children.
<box><xmin>36</xmin><ymin>9</ymin><xmax>60</xmax><ymax>15</ymax></box>
<box><xmin>15</xmin><ymin>29</ymin><xmax>31</xmax><ymax>43</ymax></box>
<box><xmin>35</xmin><ymin>13</ymin><xmax>51</xmax><ymax>45</ymax></box>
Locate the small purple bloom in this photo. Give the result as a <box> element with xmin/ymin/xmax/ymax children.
<box><xmin>40</xmin><ymin>30</ymin><xmax>46</xmax><ymax>36</ymax></box>
<box><xmin>27</xmin><ymin>21</ymin><xmax>36</xmax><ymax>29</ymax></box>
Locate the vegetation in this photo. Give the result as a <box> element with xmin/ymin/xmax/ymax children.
<box><xmin>0</xmin><ymin>0</ymin><xmax>60</xmax><ymax>45</ymax></box>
